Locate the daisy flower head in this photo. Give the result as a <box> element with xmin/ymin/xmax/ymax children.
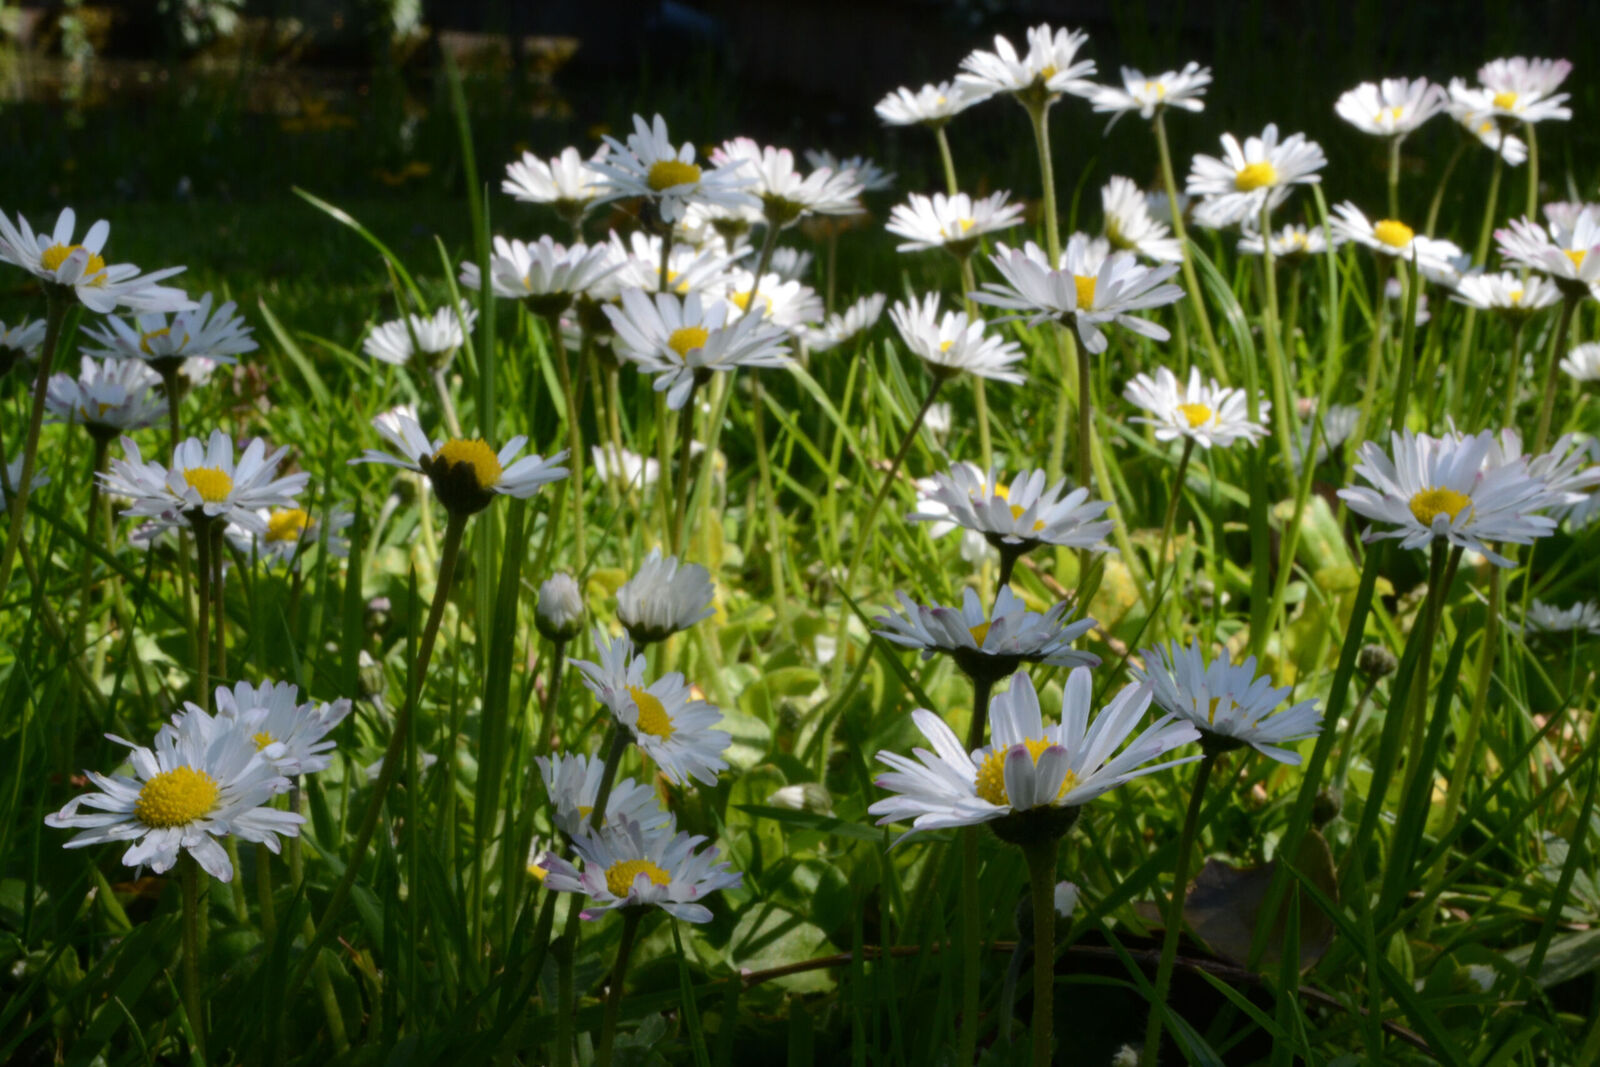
<box><xmin>723</xmin><ymin>269</ymin><xmax>824</xmax><ymax>332</ymax></box>
<box><xmin>1452</xmin><ymin>58</ymin><xmax>1573</xmax><ymax>127</ymax></box>
<box><xmin>1136</xmin><ymin>640</ymin><xmax>1322</xmax><ymax>763</ymax></box>
<box><xmin>958</xmin><ymin>24</ymin><xmax>1097</xmax><ymax>109</ymax></box>
<box><xmin>1102</xmin><ymin>176</ymin><xmax>1183</xmax><ymax>262</ymax></box>
<box><xmin>802</xmin><ymin>292</ymin><xmax>887</xmax><ymax>351</ymax></box>
<box><xmin>101</xmin><ymin>429</ymin><xmax>309</xmax><ymax>533</ymax></box>
<box><xmin>710</xmin><ymin>137</ymin><xmax>864</xmax><ymax>226</ymax></box>
<box><xmin>225</xmin><ymin>506</ymin><xmax>354</xmax><ymax>565</ymax></box>
<box><xmin>213</xmin><ymin>680</ymin><xmax>351</xmax><ymax>777</ymax></box>
<box><xmin>1495</xmin><ymin>208</ymin><xmax>1600</xmax><ymax>297</ymax></box>
<box><xmin>597</xmin><ymin>229</ymin><xmax>743</xmax><ymax>299</ymax></box>
<box><xmin>591</xmin><ymin>113</ymin><xmax>758</xmax><ymax>224</ymax></box>
<box><xmin>536</xmin><ymin>751</ymin><xmax>672</xmax><ymax>838</ymax></box>
<box><xmin>768</xmin><ymin>247</ymin><xmax>814</xmax><ymax>283</ymax></box>
<box><xmin>1085</xmin><ymin>63</ymin><xmax>1211</xmax><ymax>123</ymax></box>
<box><xmin>1451</xmin><ymin>270</ymin><xmax>1561</xmax><ymax>322</ymax></box>
<box><xmin>362</xmin><ymin>301</ymin><xmax>477</xmax><ymax>372</ymax></box>
<box><xmin>45</xmin><ymin>705</ymin><xmax>303</xmax><ymax>881</ymax></box>
<box><xmin>873</xmin><ymin>586</ymin><xmax>1100</xmax><ymax>683</ymax></box>
<box><xmin>459</xmin><ymin>235</ymin><xmax>618</xmax><ymax>316</ymax></box>
<box><xmin>591</xmin><ymin>443</ymin><xmax>667</xmax><ymax>490</ymax></box>
<box><xmin>910</xmin><ymin>464</ymin><xmax>1113</xmax><ymax>556</ymax></box>
<box><xmin>888</xmin><ymin>293</ymin><xmax>1025</xmax><ymax>384</ymax></box>
<box><xmin>1562</xmin><ymin>342</ymin><xmax>1600</xmax><ymax>382</ymax></box>
<box><xmin>536</xmin><ymin>572</ymin><xmax>586</xmax><ymax>642</ymax></box>
<box><xmin>0</xmin><ymin>457</ymin><xmax>47</xmax><ymax>509</ymax></box>
<box><xmin>46</xmin><ymin>356</ymin><xmax>166</xmax><ymax>441</ymax></box>
<box><xmin>540</xmin><ymin>816</ymin><xmax>741</xmax><ymax>923</ymax></box>
<box><xmin>353</xmin><ymin>407</ymin><xmax>568</xmax><ymax>517</ymax></box>
<box><xmin>1330</xmin><ymin>202</ymin><xmax>1465</xmax><ymax>275</ymax></box>
<box><xmin>0</xmin><ymin>318</ymin><xmax>48</xmax><ymax>379</ymax></box>
<box><xmin>1185</xmin><ymin>124</ymin><xmax>1327</xmax><ymax>228</ymax></box>
<box><xmin>1236</xmin><ymin>222</ymin><xmax>1338</xmax><ymax>260</ymax></box>
<box><xmin>1487</xmin><ymin>429</ymin><xmax>1600</xmax><ymax>523</ymax></box>
<box><xmin>81</xmin><ymin>292</ymin><xmax>256</xmax><ymax>378</ymax></box>
<box><xmin>1521</xmin><ymin>599</ymin><xmax>1600</xmax><ymax>637</ymax></box>
<box><xmin>1334</xmin><ymin>77</ymin><xmax>1447</xmax><ymax>137</ymax></box>
<box><xmin>1337</xmin><ymin>428</ymin><xmax>1560</xmax><ymax>566</ymax></box>
<box><xmin>1448</xmin><ymin>96</ymin><xmax>1529</xmax><ymax>165</ymax></box>
<box><xmin>868</xmin><ymin>670</ymin><xmax>1199</xmax><ymax>843</ymax></box>
<box><xmin>603</xmin><ymin>288</ymin><xmax>791</xmax><ymax>409</ymax></box>
<box><xmin>616</xmin><ymin>547</ymin><xmax>715</xmax><ymax>644</ymax></box>
<box><xmin>502</xmin><ymin>145</ymin><xmax>609</xmax><ymax>222</ymax></box>
<box><xmin>804</xmin><ymin>150</ymin><xmax>896</xmax><ymax>193</ymax></box>
<box><xmin>1125</xmin><ymin>366</ymin><xmax>1269</xmax><ymax>450</ymax></box>
<box><xmin>886</xmin><ymin>190</ymin><xmax>1025</xmax><ymax>258</ymax></box>
<box><xmin>913</xmin><ymin>462</ymin><xmax>998</xmax><ymax>566</ymax></box>
<box><xmin>1293</xmin><ymin>402</ymin><xmax>1361</xmax><ymax>469</ymax></box>
<box><xmin>876</xmin><ymin>80</ymin><xmax>992</xmax><ymax>128</ymax></box>
<box><xmin>0</xmin><ymin>207</ymin><xmax>192</xmax><ymax>314</ymax></box>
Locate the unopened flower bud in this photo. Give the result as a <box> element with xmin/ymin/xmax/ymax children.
<box><xmin>536</xmin><ymin>573</ymin><xmax>585</xmax><ymax>642</ymax></box>
<box><xmin>1313</xmin><ymin>787</ymin><xmax>1342</xmax><ymax>827</ymax></box>
<box><xmin>1357</xmin><ymin>644</ymin><xmax>1397</xmax><ymax>679</ymax></box>
<box><xmin>358</xmin><ymin>650</ymin><xmax>388</xmax><ymax>701</ymax></box>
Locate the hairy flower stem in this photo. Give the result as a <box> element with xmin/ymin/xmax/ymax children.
<box><xmin>1532</xmin><ymin>291</ymin><xmax>1581</xmax><ymax>454</ymax></box>
<box><xmin>0</xmin><ymin>289</ymin><xmax>68</xmax><ymax>596</ymax></box>
<box><xmin>1141</xmin><ymin>751</ymin><xmax>1218</xmax><ymax>1067</ymax></box>
<box><xmin>1387</xmin><ymin>135</ymin><xmax>1403</xmax><ymax>220</ymax></box>
<box><xmin>1153</xmin><ymin>437</ymin><xmax>1197</xmax><ymax>596</ymax></box>
<box><xmin>549</xmin><ymin>315</ymin><xmax>587</xmax><ymax>571</ymax></box>
<box><xmin>76</xmin><ymin>435</ymin><xmax>111</xmax><ymax>678</ymax></box>
<box><xmin>194</xmin><ymin>521</ymin><xmax>213</xmax><ymax>707</ymax></box>
<box><xmin>596</xmin><ymin>907</ymin><xmax>646</xmax><ymax>1067</ymax></box>
<box><xmin>1021</xmin><ymin>835</ymin><xmax>1061</xmax><ymax>1067</ymax></box>
<box><xmin>1524</xmin><ymin>121</ymin><xmax>1539</xmax><ymax>223</ymax></box>
<box><xmin>958</xmin><ymin>672</ymin><xmax>995</xmax><ymax>1066</ymax></box>
<box><xmin>181</xmin><ymin>854</ymin><xmax>208</xmax><ymax>1061</ymax></box>
<box><xmin>1401</xmin><ymin>542</ymin><xmax>1460</xmax><ymax>800</ymax></box>
<box><xmin>1154</xmin><ymin>110</ymin><xmax>1226</xmax><ymax>384</ymax></box>
<box><xmin>958</xmin><ymin>256</ymin><xmax>993</xmax><ymax>473</ymax></box>
<box><xmin>934</xmin><ymin>125</ymin><xmax>960</xmax><ymax>197</ymax></box>
<box><xmin>555</xmin><ymin>900</ymin><xmax>585</xmax><ymax>1067</ymax></box>
<box><xmin>1449</xmin><ymin>151</ymin><xmax>1504</xmax><ymax>397</ymax></box>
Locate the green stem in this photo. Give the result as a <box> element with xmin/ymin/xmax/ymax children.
<box><xmin>554</xmin><ymin>901</ymin><xmax>584</xmax><ymax>1067</ymax></box>
<box><xmin>958</xmin><ymin>671</ymin><xmax>996</xmax><ymax>1065</ymax></box>
<box><xmin>255</xmin><ymin>842</ymin><xmax>276</xmax><ymax>939</ymax></box>
<box><xmin>1386</xmin><ymin>135</ymin><xmax>1402</xmax><ymax>220</ymax></box>
<box><xmin>1075</xmin><ymin>320</ymin><xmax>1093</xmax><ymax>493</ymax></box>
<box><xmin>841</xmin><ymin>376</ymin><xmax>944</xmax><ymax>594</ymax></box>
<box><xmin>1350</xmin><ymin>257</ymin><xmax>1393</xmax><ymax>456</ymax></box>
<box><xmin>432</xmin><ymin>366</ymin><xmax>463</xmax><ymax>439</ymax></box>
<box><xmin>1021</xmin><ymin>835</ymin><xmax>1060</xmax><ymax>1067</ymax></box>
<box><xmin>670</xmin><ymin>384</ymin><xmax>698</xmax><ymax>555</ymax></box>
<box><xmin>1533</xmin><ymin>292</ymin><xmax>1581</xmax><ymax>453</ymax></box>
<box><xmin>75</xmin><ymin>434</ymin><xmax>111</xmax><ymax>676</ymax></box>
<box><xmin>211</xmin><ymin>522</ymin><xmax>227</xmax><ymax>683</ymax></box>
<box><xmin>1024</xmin><ymin>101</ymin><xmax>1060</xmax><ymax>263</ymax></box>
<box><xmin>751</xmin><ymin>375</ymin><xmax>792</xmax><ymax>636</ymax></box>
<box><xmin>181</xmin><ymin>854</ymin><xmax>208</xmax><ymax>1061</ymax></box>
<box><xmin>1141</xmin><ymin>751</ymin><xmax>1218</xmax><ymax>1067</ymax></box>
<box><xmin>1524</xmin><ymin>121</ymin><xmax>1539</xmax><ymax>224</ymax></box>
<box><xmin>934</xmin><ymin>125</ymin><xmax>959</xmax><ymax>197</ymax></box>
<box><xmin>1423</xmin><ymin>139</ymin><xmax>1468</xmax><ymax>238</ymax></box>
<box><xmin>194</xmin><ymin>520</ymin><xmax>212</xmax><ymax>707</ymax></box>
<box><xmin>0</xmin><ymin>288</ymin><xmax>68</xmax><ymax>596</ymax></box>
<box><xmin>550</xmin><ymin>316</ymin><xmax>587</xmax><ymax>571</ymax></box>
<box><xmin>1256</xmin><ymin>204</ymin><xmax>1299</xmax><ymax>482</ymax></box>
<box><xmin>589</xmin><ymin>726</ymin><xmax>630</xmax><ymax>833</ymax></box>
<box><xmin>1046</xmin><ymin>325</ymin><xmax>1078</xmax><ymax>486</ymax></box>
<box><xmin>1389</xmin><ymin>252</ymin><xmax>1421</xmax><ymax>434</ymax></box>
<box><xmin>1401</xmin><ymin>542</ymin><xmax>1457</xmax><ymax>799</ymax></box>
<box><xmin>1152</xmin><ymin>438</ymin><xmax>1197</xmax><ymax>595</ymax></box>
<box><xmin>1154</xmin><ymin>110</ymin><xmax>1226</xmax><ymax>384</ymax></box>
<box><xmin>596</xmin><ymin>908</ymin><xmax>645</xmax><ymax>1067</ymax></box>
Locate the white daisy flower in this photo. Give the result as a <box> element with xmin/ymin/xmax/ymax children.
<box><xmin>0</xmin><ymin>318</ymin><xmax>47</xmax><ymax>378</ymax></box>
<box><xmin>536</xmin><ymin>751</ymin><xmax>671</xmax><ymax>838</ymax></box>
<box><xmin>595</xmin><ymin>229</ymin><xmax>744</xmax><ymax>299</ymax></box>
<box><xmin>590</xmin><ymin>444</ymin><xmax>664</xmax><ymax>490</ymax></box>
<box><xmin>81</xmin><ymin>292</ymin><xmax>256</xmax><ymax>377</ymax></box>
<box><xmin>957</xmin><ymin>24</ymin><xmax>1097</xmax><ymax>103</ymax></box>
<box><xmin>1293</xmin><ymin>402</ymin><xmax>1361</xmax><ymax>468</ymax></box>
<box><xmin>212</xmin><ymin>680</ymin><xmax>351</xmax><ymax>777</ymax></box>
<box><xmin>723</xmin><ymin>269</ymin><xmax>823</xmax><ymax>331</ymax></box>
<box><xmin>886</xmin><ymin>191</ymin><xmax>1025</xmax><ymax>257</ymax></box>
<box><xmin>913</xmin><ymin>463</ymin><xmax>997</xmax><ymax>565</ymax></box>
<box><xmin>868</xmin><ymin>670</ymin><xmax>1200</xmax><ymax>840</ymax></box>
<box><xmin>1236</xmin><ymin>222</ymin><xmax>1339</xmax><ymax>259</ymax></box>
<box><xmin>802</xmin><ymin>293</ymin><xmax>887</xmax><ymax>351</ymax></box>
<box><xmin>352</xmin><ymin>408</ymin><xmax>568</xmax><ymax>517</ymax></box>
<box><xmin>875</xmin><ymin>80</ymin><xmax>992</xmax><ymax>127</ymax></box>
<box><xmin>1450</xmin><ymin>270</ymin><xmax>1561</xmax><ymax>320</ymax></box>
<box><xmin>1521</xmin><ymin>600</ymin><xmax>1600</xmax><ymax>636</ymax></box>
<box><xmin>910</xmin><ymin>464</ymin><xmax>1113</xmax><ymax>554</ymax></box>
<box><xmin>362</xmin><ymin>301</ymin><xmax>477</xmax><ymax>371</ymax></box>
<box><xmin>711</xmin><ymin>137</ymin><xmax>864</xmax><ymax>225</ymax></box>
<box><xmin>1334</xmin><ymin>77</ymin><xmax>1447</xmax><ymax>137</ymax></box>
<box><xmin>1085</xmin><ymin>63</ymin><xmax>1211</xmax><ymax>123</ymax></box>
<box><xmin>459</xmin><ymin>235</ymin><xmax>618</xmax><ymax>314</ymax></box>
<box><xmin>888</xmin><ymin>293</ymin><xmax>1025</xmax><ymax>384</ymax></box>
<box><xmin>1136</xmin><ymin>640</ymin><xmax>1322</xmax><ymax>763</ymax></box>
<box><xmin>540</xmin><ymin>816</ymin><xmax>741</xmax><ymax>923</ymax></box>
<box><xmin>502</xmin><ymin>145</ymin><xmax>609</xmax><ymax>220</ymax></box>
<box><xmin>804</xmin><ymin>150</ymin><xmax>896</xmax><ymax>193</ymax></box>
<box><xmin>603</xmin><ymin>288</ymin><xmax>791</xmax><ymax>409</ymax></box>
<box><xmin>616</xmin><ymin>547</ymin><xmax>715</xmax><ymax>643</ymax></box>
<box><xmin>536</xmin><ymin>572</ymin><xmax>586</xmax><ymax>642</ymax></box>
<box><xmin>1562</xmin><ymin>342</ymin><xmax>1600</xmax><ymax>381</ymax></box>
<box><xmin>0</xmin><ymin>457</ymin><xmax>47</xmax><ymax>509</ymax></box>
<box><xmin>1055</xmin><ymin>881</ymin><xmax>1080</xmax><ymax>918</ymax></box>
<box><xmin>1330</xmin><ymin>202</ymin><xmax>1466</xmax><ymax>276</ymax></box>
<box><xmin>46</xmin><ymin>356</ymin><xmax>166</xmax><ymax>439</ymax></box>
<box><xmin>1495</xmin><ymin>207</ymin><xmax>1600</xmax><ymax>294</ymax></box>
<box><xmin>1486</xmin><ymin>429</ymin><xmax>1600</xmax><ymax>522</ymax></box>
<box><xmin>874</xmin><ymin>586</ymin><xmax>1100</xmax><ymax>680</ymax></box>
<box><xmin>0</xmin><ymin>207</ymin><xmax>192</xmax><ymax>314</ymax></box>
<box><xmin>1102</xmin><ymin>176</ymin><xmax>1183</xmax><ymax>262</ymax></box>
<box><xmin>767</xmin><ymin>246</ymin><xmax>814</xmax><ymax>283</ymax></box>
<box><xmin>1448</xmin><ymin>99</ymin><xmax>1528</xmax><ymax>165</ymax></box>
<box><xmin>101</xmin><ymin>429</ymin><xmax>309</xmax><ymax>533</ymax></box>
<box><xmin>1185</xmin><ymin>124</ymin><xmax>1327</xmax><ymax>228</ymax></box>
<box><xmin>1125</xmin><ymin>366</ymin><xmax>1269</xmax><ymax>450</ymax></box>
<box><xmin>572</xmin><ymin>627</ymin><xmax>730</xmax><ymax>786</ymax></box>
<box><xmin>45</xmin><ymin>706</ymin><xmax>303</xmax><ymax>881</ymax></box>
<box><xmin>224</xmin><ymin>506</ymin><xmax>354</xmax><ymax>565</ymax></box>
<box><xmin>973</xmin><ymin>237</ymin><xmax>1184</xmax><ymax>355</ymax></box>
<box><xmin>591</xmin><ymin>113</ymin><xmax>758</xmax><ymax>224</ymax></box>
<box><xmin>1337</xmin><ymin>429</ymin><xmax>1561</xmax><ymax>566</ymax></box>
<box><xmin>1450</xmin><ymin>57</ymin><xmax>1573</xmax><ymax>127</ymax></box>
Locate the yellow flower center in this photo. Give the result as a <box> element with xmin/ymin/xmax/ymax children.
<box><xmin>1073</xmin><ymin>274</ymin><xmax>1096</xmax><ymax>309</ymax></box>
<box><xmin>1145</xmin><ymin>80</ymin><xmax>1166</xmax><ymax>99</ymax></box>
<box><xmin>183</xmin><ymin>467</ymin><xmax>234</xmax><ymax>503</ymax></box>
<box><xmin>1373</xmin><ymin>219</ymin><xmax>1415</xmax><ymax>249</ymax></box>
<box><xmin>935</xmin><ymin>94</ymin><xmax>947</xmax><ymax>106</ymax></box>
<box><xmin>974</xmin><ymin>739</ymin><xmax>1080</xmax><ymax>806</ymax></box>
<box><xmin>1201</xmin><ymin>697</ymin><xmax>1224</xmax><ymax>726</ymax></box>
<box><xmin>1376</xmin><ymin>105</ymin><xmax>1404</xmax><ymax>124</ymax></box>
<box><xmin>647</xmin><ymin>159</ymin><xmax>702</xmax><ymax>192</ymax></box>
<box><xmin>1409</xmin><ymin>487</ymin><xmax>1472</xmax><ymax>526</ymax></box>
<box><xmin>253</xmin><ymin>731</ymin><xmax>276</xmax><ymax>750</ymax></box>
<box><xmin>265</xmin><ymin>508</ymin><xmax>309</xmax><ymax>543</ymax></box>
<box><xmin>1038</xmin><ymin>65</ymin><xmax>1058</xmax><ymax>81</ymax></box>
<box><xmin>1492</xmin><ymin>90</ymin><xmax>1518</xmax><ymax>110</ymax></box>
<box><xmin>627</xmin><ymin>685</ymin><xmax>675</xmax><ymax>739</ymax></box>
<box><xmin>1564</xmin><ymin>249</ymin><xmax>1587</xmax><ymax>270</ymax></box>
<box><xmin>956</xmin><ymin>217</ymin><xmax>976</xmax><ymax>233</ymax></box>
<box><xmin>1234</xmin><ymin>161</ymin><xmax>1277</xmax><ymax>192</ymax></box>
<box><xmin>938</xmin><ymin>338</ymin><xmax>956</xmax><ymax>353</ymax></box>
<box><xmin>1005</xmin><ymin>504</ymin><xmax>1045</xmax><ymax>531</ymax></box>
<box><xmin>1176</xmin><ymin>403</ymin><xmax>1213</xmax><ymax>428</ymax></box>
<box><xmin>40</xmin><ymin>243</ymin><xmax>108</xmax><ymax>282</ymax></box>
<box><xmin>434</xmin><ymin>438</ymin><xmax>502</xmax><ymax>489</ymax></box>
<box><xmin>134</xmin><ymin>766</ymin><xmax>220</xmax><ymax>828</ymax></box>
<box><xmin>667</xmin><ymin>325</ymin><xmax>709</xmax><ymax>360</ymax></box>
<box><xmin>605</xmin><ymin>858</ymin><xmax>672</xmax><ymax>896</ymax></box>
<box><xmin>527</xmin><ymin>862</ymin><xmax>548</xmax><ymax>882</ymax></box>
<box><xmin>1478</xmin><ymin>121</ymin><xmax>1496</xmax><ymax>135</ymax></box>
<box><xmin>968</xmin><ymin>621</ymin><xmax>992</xmax><ymax>646</ymax></box>
<box><xmin>139</xmin><ymin>327</ymin><xmax>172</xmax><ymax>354</ymax></box>
<box><xmin>730</xmin><ymin>291</ymin><xmax>773</xmax><ymax>317</ymax></box>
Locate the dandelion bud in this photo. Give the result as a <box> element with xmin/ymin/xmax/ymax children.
<box><xmin>536</xmin><ymin>573</ymin><xmax>585</xmax><ymax>642</ymax></box>
<box><xmin>1357</xmin><ymin>644</ymin><xmax>1398</xmax><ymax>679</ymax></box>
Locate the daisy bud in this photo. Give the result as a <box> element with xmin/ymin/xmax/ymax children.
<box><xmin>767</xmin><ymin>782</ymin><xmax>833</xmax><ymax>813</ymax></box>
<box><xmin>536</xmin><ymin>572</ymin><xmax>586</xmax><ymax>642</ymax></box>
<box><xmin>1357</xmin><ymin>644</ymin><xmax>1398</xmax><ymax>679</ymax></box>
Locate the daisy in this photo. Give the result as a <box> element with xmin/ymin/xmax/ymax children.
<box><xmin>711</xmin><ymin>138</ymin><xmax>864</xmax><ymax>225</ymax></box>
<box><xmin>1236</xmin><ymin>222</ymin><xmax>1338</xmax><ymax>260</ymax></box>
<box><xmin>212</xmin><ymin>680</ymin><xmax>351</xmax><ymax>777</ymax></box>
<box><xmin>1136</xmin><ymin>640</ymin><xmax>1322</xmax><ymax>763</ymax></box>
<box><xmin>888</xmin><ymin>293</ymin><xmax>1025</xmax><ymax>383</ymax></box>
<box><xmin>362</xmin><ymin>301</ymin><xmax>477</xmax><ymax>371</ymax></box>
<box><xmin>886</xmin><ymin>191</ymin><xmax>1025</xmax><ymax>257</ymax></box>
<box><xmin>0</xmin><ymin>207</ymin><xmax>192</xmax><ymax>313</ymax></box>
<box><xmin>1337</xmin><ymin>428</ymin><xmax>1560</xmax><ymax>565</ymax></box>
<box><xmin>81</xmin><ymin>292</ymin><xmax>256</xmax><ymax>378</ymax></box>
<box><xmin>46</xmin><ymin>356</ymin><xmax>166</xmax><ymax>440</ymax></box>
<box><xmin>1448</xmin><ymin>100</ymin><xmax>1528</xmax><ymax>165</ymax></box>
<box><xmin>352</xmin><ymin>407</ymin><xmax>568</xmax><ymax>517</ymax></box>
<box><xmin>1185</xmin><ymin>124</ymin><xmax>1327</xmax><ymax>228</ymax></box>
<box><xmin>535</xmin><ymin>751</ymin><xmax>672</xmax><ymax>837</ymax></box>
<box><xmin>535</xmin><ymin>572</ymin><xmax>586</xmax><ymax>642</ymax></box>
<box><xmin>1450</xmin><ymin>270</ymin><xmax>1561</xmax><ymax>321</ymax></box>
<box><xmin>101</xmin><ymin>429</ymin><xmax>309</xmax><ymax>532</ymax></box>
<box><xmin>45</xmin><ymin>705</ymin><xmax>303</xmax><ymax>881</ymax></box>
<box><xmin>596</xmin><ymin>229</ymin><xmax>743</xmax><ymax>299</ymax></box>
<box><xmin>802</xmin><ymin>293</ymin><xmax>887</xmax><ymax>351</ymax></box>
<box><xmin>591</xmin><ymin>113</ymin><xmax>758</xmax><ymax>224</ymax></box>
<box><xmin>1293</xmin><ymin>403</ymin><xmax>1361</xmax><ymax>468</ymax></box>
<box><xmin>1521</xmin><ymin>600</ymin><xmax>1600</xmax><ymax>636</ymax></box>
<box><xmin>768</xmin><ymin>247</ymin><xmax>814</xmax><ymax>283</ymax></box>
<box><xmin>868</xmin><ymin>670</ymin><xmax>1200</xmax><ymax>841</ymax></box>
<box><xmin>616</xmin><ymin>547</ymin><xmax>715</xmax><ymax>643</ymax></box>
<box><xmin>910</xmin><ymin>464</ymin><xmax>1113</xmax><ymax>555</ymax></box>
<box><xmin>1487</xmin><ymin>430</ymin><xmax>1600</xmax><ymax>522</ymax></box>
<box><xmin>876</xmin><ymin>80</ymin><xmax>992</xmax><ymax>127</ymax></box>
<box><xmin>958</xmin><ymin>24</ymin><xmax>1097</xmax><ymax>106</ymax></box>
<box><xmin>572</xmin><ymin>627</ymin><xmax>730</xmax><ymax>786</ymax></box>
<box><xmin>913</xmin><ymin>462</ymin><xmax>997</xmax><ymax>565</ymax></box>
<box><xmin>459</xmin><ymin>235</ymin><xmax>618</xmax><ymax>315</ymax></box>
<box><xmin>1450</xmin><ymin>58</ymin><xmax>1573</xmax><ymax>127</ymax></box>
<box><xmin>1085</xmin><ymin>63</ymin><xmax>1211</xmax><ymax>123</ymax></box>
<box><xmin>1102</xmin><ymin>176</ymin><xmax>1183</xmax><ymax>262</ymax></box>
<box><xmin>723</xmin><ymin>269</ymin><xmax>823</xmax><ymax>332</ymax></box>
<box><xmin>502</xmin><ymin>145</ymin><xmax>609</xmax><ymax>221</ymax></box>
<box><xmin>973</xmin><ymin>238</ymin><xmax>1184</xmax><ymax>354</ymax></box>
<box><xmin>874</xmin><ymin>586</ymin><xmax>1100</xmax><ymax>682</ymax></box>
<box><xmin>1562</xmin><ymin>342</ymin><xmax>1600</xmax><ymax>381</ymax></box>
<box><xmin>225</xmin><ymin>506</ymin><xmax>354</xmax><ymax>565</ymax></box>
<box><xmin>1495</xmin><ymin>207</ymin><xmax>1600</xmax><ymax>296</ymax></box>
<box><xmin>1334</xmin><ymin>77</ymin><xmax>1447</xmax><ymax>138</ymax></box>
<box><xmin>0</xmin><ymin>318</ymin><xmax>47</xmax><ymax>378</ymax></box>
<box><xmin>1125</xmin><ymin>366</ymin><xmax>1269</xmax><ymax>450</ymax></box>
<box><xmin>539</xmin><ymin>816</ymin><xmax>741</xmax><ymax>923</ymax></box>
<box><xmin>604</xmin><ymin>288</ymin><xmax>791</xmax><ymax>409</ymax></box>
<box><xmin>804</xmin><ymin>150</ymin><xmax>896</xmax><ymax>193</ymax></box>
<box><xmin>0</xmin><ymin>457</ymin><xmax>47</xmax><ymax>508</ymax></box>
<box><xmin>1330</xmin><ymin>202</ymin><xmax>1465</xmax><ymax>277</ymax></box>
